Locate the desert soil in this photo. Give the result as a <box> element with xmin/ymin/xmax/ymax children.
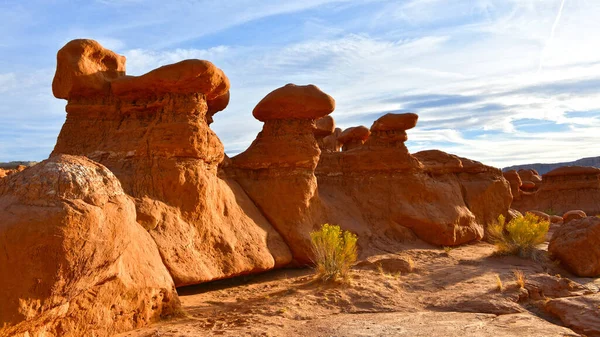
<box><xmin>119</xmin><ymin>238</ymin><xmax>599</xmax><ymax>337</ymax></box>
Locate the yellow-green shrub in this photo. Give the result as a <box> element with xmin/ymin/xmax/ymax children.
<box><xmin>488</xmin><ymin>213</ymin><xmax>549</xmax><ymax>258</ymax></box>
<box><xmin>310</xmin><ymin>224</ymin><xmax>358</xmax><ymax>281</ymax></box>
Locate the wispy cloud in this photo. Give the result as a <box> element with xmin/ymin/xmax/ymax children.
<box><xmin>1</xmin><ymin>0</ymin><xmax>599</xmax><ymax>167</ymax></box>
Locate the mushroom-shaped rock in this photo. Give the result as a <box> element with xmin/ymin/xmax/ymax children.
<box><xmin>314</xmin><ymin>116</ymin><xmax>335</xmax><ymax>138</ymax></box>
<box><xmin>231</xmin><ymin>84</ymin><xmax>336</xmax><ymax>264</ymax></box>
<box><xmin>366</xmin><ymin>113</ymin><xmax>419</xmax><ymax>148</ymax></box>
<box><xmin>549</xmin><ymin>216</ymin><xmax>600</xmax><ymax>277</ymax></box>
<box><xmin>563</xmin><ymin>210</ymin><xmax>586</xmax><ymax>223</ymax></box>
<box><xmin>0</xmin><ymin>155</ymin><xmax>180</xmax><ymax>336</ymax></box>
<box><xmin>112</xmin><ymin>59</ymin><xmax>229</xmax><ymax>100</ymax></box>
<box><xmin>338</xmin><ymin>126</ymin><xmax>370</xmax><ymax>151</ymax></box>
<box><xmin>51</xmin><ymin>40</ymin><xmax>293</xmax><ymax>288</ymax></box>
<box><xmin>370</xmin><ymin>112</ymin><xmax>418</xmax><ymax>132</ymax></box>
<box><xmin>252</xmin><ymin>84</ymin><xmax>335</xmax><ymax>122</ymax></box>
<box><xmin>52</xmin><ymin>39</ymin><xmax>126</xmax><ymax>99</ymax></box>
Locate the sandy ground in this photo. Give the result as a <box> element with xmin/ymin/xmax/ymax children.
<box><xmin>119</xmin><ymin>238</ymin><xmax>600</xmax><ymax>337</ymax></box>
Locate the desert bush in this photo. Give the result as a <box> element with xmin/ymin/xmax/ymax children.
<box><xmin>488</xmin><ymin>213</ymin><xmax>549</xmax><ymax>258</ymax></box>
<box><xmin>513</xmin><ymin>269</ymin><xmax>525</xmax><ymax>288</ymax></box>
<box><xmin>310</xmin><ymin>223</ymin><xmax>358</xmax><ymax>281</ymax></box>
<box><xmin>495</xmin><ymin>274</ymin><xmax>503</xmax><ymax>292</ymax></box>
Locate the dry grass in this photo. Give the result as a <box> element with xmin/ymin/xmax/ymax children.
<box><xmin>488</xmin><ymin>213</ymin><xmax>550</xmax><ymax>258</ymax></box>
<box><xmin>495</xmin><ymin>274</ymin><xmax>503</xmax><ymax>292</ymax></box>
<box><xmin>407</xmin><ymin>256</ymin><xmax>415</xmax><ymax>273</ymax></box>
<box><xmin>310</xmin><ymin>223</ymin><xmax>358</xmax><ymax>282</ymax></box>
<box><xmin>513</xmin><ymin>270</ymin><xmax>525</xmax><ymax>289</ymax></box>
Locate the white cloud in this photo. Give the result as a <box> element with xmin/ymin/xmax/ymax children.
<box><xmin>1</xmin><ymin>0</ymin><xmax>600</xmax><ymax>167</ymax></box>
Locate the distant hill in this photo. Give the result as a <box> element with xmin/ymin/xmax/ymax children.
<box><xmin>0</xmin><ymin>161</ymin><xmax>37</xmax><ymax>169</ymax></box>
<box><xmin>502</xmin><ymin>156</ymin><xmax>600</xmax><ymax>175</ymax></box>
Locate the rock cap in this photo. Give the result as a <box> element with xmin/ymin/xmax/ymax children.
<box><xmin>338</xmin><ymin>126</ymin><xmax>370</xmax><ymax>144</ymax></box>
<box><xmin>252</xmin><ymin>84</ymin><xmax>335</xmax><ymax>122</ymax></box>
<box><xmin>52</xmin><ymin>39</ymin><xmax>126</xmax><ymax>99</ymax></box>
<box><xmin>370</xmin><ymin>113</ymin><xmax>418</xmax><ymax>132</ymax></box>
<box><xmin>314</xmin><ymin>116</ymin><xmax>335</xmax><ymax>137</ymax></box>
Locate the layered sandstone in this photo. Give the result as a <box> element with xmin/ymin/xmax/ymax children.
<box><xmin>51</xmin><ymin>39</ymin><xmax>291</xmax><ymax>286</ymax></box>
<box><xmin>511</xmin><ymin>166</ymin><xmax>600</xmax><ymax>215</ymax></box>
<box><xmin>230</xmin><ymin>84</ymin><xmax>335</xmax><ymax>263</ymax></box>
<box><xmin>315</xmin><ymin>113</ymin><xmax>511</xmax><ymax>247</ymax></box>
<box><xmin>0</xmin><ymin>155</ymin><xmax>180</xmax><ymax>337</ymax></box>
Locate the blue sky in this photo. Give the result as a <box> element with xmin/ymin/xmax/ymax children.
<box><xmin>1</xmin><ymin>0</ymin><xmax>599</xmax><ymax>167</ymax></box>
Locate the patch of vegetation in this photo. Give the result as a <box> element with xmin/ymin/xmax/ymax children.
<box><xmin>406</xmin><ymin>256</ymin><xmax>415</xmax><ymax>273</ymax></box>
<box><xmin>544</xmin><ymin>208</ymin><xmax>558</xmax><ymax>216</ymax></box>
<box><xmin>488</xmin><ymin>213</ymin><xmax>549</xmax><ymax>258</ymax></box>
<box><xmin>495</xmin><ymin>274</ymin><xmax>503</xmax><ymax>292</ymax></box>
<box><xmin>513</xmin><ymin>269</ymin><xmax>525</xmax><ymax>289</ymax></box>
<box><xmin>443</xmin><ymin>246</ymin><xmax>454</xmax><ymax>256</ymax></box>
<box><xmin>310</xmin><ymin>223</ymin><xmax>358</xmax><ymax>282</ymax></box>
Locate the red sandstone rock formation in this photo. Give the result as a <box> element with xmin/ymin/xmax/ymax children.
<box><xmin>549</xmin><ymin>216</ymin><xmax>600</xmax><ymax>277</ymax></box>
<box><xmin>230</xmin><ymin>84</ymin><xmax>335</xmax><ymax>264</ymax></box>
<box><xmin>518</xmin><ymin>169</ymin><xmax>542</xmax><ymax>191</ymax></box>
<box><xmin>512</xmin><ymin>166</ymin><xmax>600</xmax><ymax>215</ymax></box>
<box><xmin>321</xmin><ymin>127</ymin><xmax>342</xmax><ymax>152</ymax></box>
<box><xmin>503</xmin><ymin>170</ymin><xmax>522</xmax><ymax>201</ymax></box>
<box><xmin>0</xmin><ymin>155</ymin><xmax>180</xmax><ymax>337</ymax></box>
<box><xmin>338</xmin><ymin>126</ymin><xmax>370</xmax><ymax>151</ymax></box>
<box><xmin>314</xmin><ymin>116</ymin><xmax>336</xmax><ymax>151</ymax></box>
<box><xmin>51</xmin><ymin>39</ymin><xmax>291</xmax><ymax>286</ymax></box>
<box><xmin>315</xmin><ymin>114</ymin><xmax>511</xmax><ymax>247</ymax></box>
<box><xmin>563</xmin><ymin>210</ymin><xmax>586</xmax><ymax>223</ymax></box>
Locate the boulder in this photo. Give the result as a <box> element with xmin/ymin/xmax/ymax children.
<box><xmin>562</xmin><ymin>210</ymin><xmax>586</xmax><ymax>223</ymax></box>
<box><xmin>338</xmin><ymin>126</ymin><xmax>370</xmax><ymax>151</ymax></box>
<box><xmin>252</xmin><ymin>83</ymin><xmax>335</xmax><ymax>122</ymax></box>
<box><xmin>0</xmin><ymin>155</ymin><xmax>180</xmax><ymax>337</ymax></box>
<box><xmin>549</xmin><ymin>216</ymin><xmax>600</xmax><ymax>277</ymax></box>
<box><xmin>314</xmin><ymin>116</ymin><xmax>335</xmax><ymax>138</ymax></box>
<box><xmin>51</xmin><ymin>39</ymin><xmax>292</xmax><ymax>286</ymax></box>
<box><xmin>521</xmin><ymin>180</ymin><xmax>536</xmax><ymax>191</ymax></box>
<box><xmin>549</xmin><ymin>215</ymin><xmax>563</xmax><ymax>224</ymax></box>
<box><xmin>231</xmin><ymin>83</ymin><xmax>335</xmax><ymax>263</ymax></box>
<box><xmin>545</xmin><ymin>294</ymin><xmax>600</xmax><ymax>337</ymax></box>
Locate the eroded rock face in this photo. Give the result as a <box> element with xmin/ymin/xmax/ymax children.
<box><xmin>230</xmin><ymin>84</ymin><xmax>335</xmax><ymax>264</ymax></box>
<box><xmin>503</xmin><ymin>170</ymin><xmax>522</xmax><ymax>201</ymax></box>
<box><xmin>51</xmin><ymin>39</ymin><xmax>292</xmax><ymax>286</ymax></box>
<box><xmin>315</xmin><ymin>114</ymin><xmax>511</xmax><ymax>247</ymax></box>
<box><xmin>549</xmin><ymin>216</ymin><xmax>600</xmax><ymax>277</ymax></box>
<box><xmin>512</xmin><ymin>166</ymin><xmax>600</xmax><ymax>215</ymax></box>
<box><xmin>0</xmin><ymin>155</ymin><xmax>180</xmax><ymax>337</ymax></box>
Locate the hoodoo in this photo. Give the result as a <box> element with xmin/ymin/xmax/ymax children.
<box><xmin>51</xmin><ymin>39</ymin><xmax>292</xmax><ymax>287</ymax></box>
